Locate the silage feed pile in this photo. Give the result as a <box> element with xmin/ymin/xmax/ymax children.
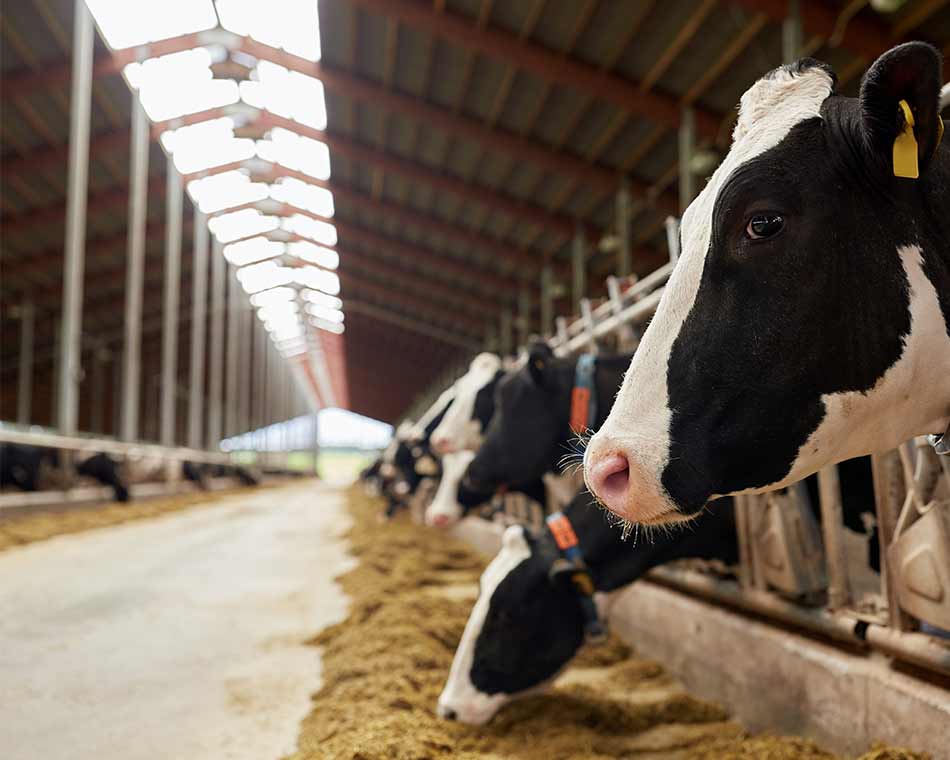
<box><xmin>0</xmin><ymin>485</ymin><xmax>259</xmax><ymax>551</ymax></box>
<box><xmin>290</xmin><ymin>488</ymin><xmax>929</xmax><ymax>760</ymax></box>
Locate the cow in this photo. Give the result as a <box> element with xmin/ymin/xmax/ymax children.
<box><xmin>585</xmin><ymin>43</ymin><xmax>950</xmax><ymax>526</ymax></box>
<box><xmin>430</xmin><ymin>353</ymin><xmax>504</xmax><ymax>455</ymax></box>
<box><xmin>436</xmin><ymin>487</ymin><xmax>739</xmax><ymax>725</ymax></box>
<box><xmin>0</xmin><ymin>444</ymin><xmax>130</xmax><ymax>502</ymax></box>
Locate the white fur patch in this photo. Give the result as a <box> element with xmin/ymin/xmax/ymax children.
<box><xmin>410</xmin><ymin>384</ymin><xmax>458</xmax><ymax>442</ymax></box>
<box><xmin>431</xmin><ymin>353</ymin><xmax>502</xmax><ymax>452</ymax></box>
<box><xmin>437</xmin><ymin>525</ymin><xmax>531</xmax><ymax>724</ymax></box>
<box><xmin>588</xmin><ymin>65</ymin><xmax>836</xmax><ymax>499</ymax></box>
<box><xmin>426</xmin><ymin>450</ymin><xmax>477</xmax><ymax>526</ymax></box>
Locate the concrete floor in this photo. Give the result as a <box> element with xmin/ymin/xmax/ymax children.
<box><xmin>0</xmin><ymin>481</ymin><xmax>353</xmax><ymax>760</ymax></box>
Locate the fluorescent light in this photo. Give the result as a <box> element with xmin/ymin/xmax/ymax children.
<box><xmin>235</xmin><ymin>260</ymin><xmax>294</xmax><ymax>293</ymax></box>
<box><xmin>255</xmin><ymin>128</ymin><xmax>331</xmax><ymax>180</ymax></box>
<box><xmin>281</xmin><ymin>214</ymin><xmax>337</xmax><ymax>246</ymax></box>
<box><xmin>86</xmin><ymin>0</ymin><xmax>217</xmax><ymax>50</ymax></box>
<box><xmin>302</xmin><ymin>290</ymin><xmax>342</xmax><ymax>310</ymax></box>
<box><xmin>240</xmin><ymin>60</ymin><xmax>327</xmax><ymax>130</ymax></box>
<box><xmin>161</xmin><ymin>118</ymin><xmax>256</xmax><ymax>175</ymax></box>
<box><xmin>187</xmin><ymin>171</ymin><xmax>269</xmax><ymax>214</ymax></box>
<box><xmin>287</xmin><ymin>240</ymin><xmax>338</xmax><ymax>269</ymax></box>
<box><xmin>269</xmin><ymin>177</ymin><xmax>334</xmax><ymax>218</ymax></box>
<box><xmin>308</xmin><ymin>304</ymin><xmax>344</xmax><ymax>324</ymax></box>
<box><xmin>256</xmin><ymin>302</ymin><xmax>299</xmax><ymax>323</ymax></box>
<box><xmin>223</xmin><ymin>235</ymin><xmax>285</xmax><ymax>266</ymax></box>
<box><xmin>215</xmin><ymin>0</ymin><xmax>321</xmax><ymax>61</ymax></box>
<box><xmin>250</xmin><ymin>287</ymin><xmax>296</xmax><ymax>307</ymax></box>
<box><xmin>295</xmin><ymin>266</ymin><xmax>340</xmax><ymax>295</ymax></box>
<box><xmin>208</xmin><ymin>208</ymin><xmax>280</xmax><ymax>243</ymax></box>
<box><xmin>310</xmin><ymin>316</ymin><xmax>345</xmax><ymax>335</ymax></box>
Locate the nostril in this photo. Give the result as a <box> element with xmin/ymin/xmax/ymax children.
<box><xmin>432</xmin><ymin>513</ymin><xmax>450</xmax><ymax>528</ymax></box>
<box><xmin>589</xmin><ymin>453</ymin><xmax>630</xmax><ymax>507</ymax></box>
<box><xmin>439</xmin><ymin>706</ymin><xmax>457</xmax><ymax>721</ymax></box>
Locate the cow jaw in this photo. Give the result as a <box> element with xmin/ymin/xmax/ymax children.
<box><xmin>437</xmin><ymin>526</ymin><xmax>531</xmax><ymax>724</ymax></box>
<box><xmin>585</xmin><ymin>63</ymin><xmax>835</xmax><ymax>523</ymax></box>
<box><xmin>426</xmin><ymin>450</ymin><xmax>476</xmax><ymax>527</ymax></box>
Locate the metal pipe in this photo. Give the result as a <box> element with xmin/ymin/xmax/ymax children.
<box><xmin>120</xmin><ymin>94</ymin><xmax>150</xmax><ymax>441</ymax></box>
<box><xmin>254</xmin><ymin>321</ymin><xmax>267</xmax><ymax>433</ymax></box>
<box><xmin>207</xmin><ymin>238</ymin><xmax>225</xmax><ymax>449</ymax></box>
<box><xmin>678</xmin><ymin>107</ymin><xmax>695</xmax><ymax>212</ymax></box>
<box><xmin>782</xmin><ymin>0</ymin><xmax>802</xmax><ymax>64</ymax></box>
<box><xmin>187</xmin><ymin>209</ymin><xmax>209</xmax><ymax>449</ymax></box>
<box><xmin>572</xmin><ymin>225</ymin><xmax>586</xmax><ymax>307</ymax></box>
<box><xmin>160</xmin><ymin>160</ymin><xmax>183</xmax><ymax>447</ymax></box>
<box><xmin>16</xmin><ymin>301</ymin><xmax>35</xmax><ymax>424</ymax></box>
<box><xmin>56</xmin><ymin>0</ymin><xmax>94</xmax><ymax>437</ymax></box>
<box><xmin>239</xmin><ymin>300</ymin><xmax>252</xmax><ymax>438</ymax></box>
<box><xmin>617</xmin><ymin>178</ymin><xmax>631</xmax><ymax>277</ymax></box>
<box><xmin>225</xmin><ymin>265</ymin><xmax>241</xmax><ymax>438</ymax></box>
<box><xmin>872</xmin><ymin>450</ymin><xmax>914</xmax><ymax>631</ymax></box>
<box><xmin>817</xmin><ymin>465</ymin><xmax>852</xmax><ymax>610</ymax></box>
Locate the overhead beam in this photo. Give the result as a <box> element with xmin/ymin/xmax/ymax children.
<box><xmin>347</xmin><ymin>0</ymin><xmax>720</xmax><ymax>139</ymax></box>
<box><xmin>345</xmin><ymin>299</ymin><xmax>482</xmax><ymax>351</ymax></box>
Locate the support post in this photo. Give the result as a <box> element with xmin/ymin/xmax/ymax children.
<box><xmin>255</xmin><ymin>321</ymin><xmax>267</xmax><ymax>432</ymax></box>
<box><xmin>57</xmin><ymin>0</ymin><xmax>94</xmax><ymax>436</ymax></box>
<box><xmin>239</xmin><ymin>301</ymin><xmax>252</xmax><ymax>438</ymax></box>
<box><xmin>572</xmin><ymin>225</ymin><xmax>586</xmax><ymax>308</ymax></box>
<box><xmin>782</xmin><ymin>0</ymin><xmax>802</xmax><ymax>64</ymax></box>
<box><xmin>312</xmin><ymin>411</ymin><xmax>320</xmax><ymax>476</ymax></box>
<box><xmin>225</xmin><ymin>265</ymin><xmax>241</xmax><ymax>439</ymax></box>
<box><xmin>617</xmin><ymin>178</ymin><xmax>632</xmax><ymax>277</ymax></box>
<box><xmin>188</xmin><ymin>210</ymin><xmax>209</xmax><ymax>449</ymax></box>
<box><xmin>120</xmin><ymin>93</ymin><xmax>149</xmax><ymax>442</ymax></box>
<box><xmin>16</xmin><ymin>301</ymin><xmax>35</xmax><ymax>425</ymax></box>
<box><xmin>207</xmin><ymin>238</ymin><xmax>225</xmax><ymax>449</ymax></box>
<box><xmin>540</xmin><ymin>265</ymin><xmax>553</xmax><ymax>339</ymax></box>
<box><xmin>678</xmin><ymin>106</ymin><xmax>696</xmax><ymax>212</ymax></box>
<box><xmin>817</xmin><ymin>465</ymin><xmax>852</xmax><ymax>610</ymax></box>
<box><xmin>160</xmin><ymin>160</ymin><xmax>183</xmax><ymax>447</ymax></box>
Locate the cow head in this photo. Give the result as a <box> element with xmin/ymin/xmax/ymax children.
<box><xmin>465</xmin><ymin>343</ymin><xmax>572</xmax><ymax>490</ymax></box>
<box><xmin>437</xmin><ymin>525</ymin><xmax>586</xmax><ymax>724</ymax></box>
<box><xmin>426</xmin><ymin>450</ymin><xmax>477</xmax><ymax>527</ymax></box>
<box><xmin>586</xmin><ymin>43</ymin><xmax>950</xmax><ymax>526</ymax></box>
<box><xmin>430</xmin><ymin>353</ymin><xmax>503</xmax><ymax>454</ymax></box>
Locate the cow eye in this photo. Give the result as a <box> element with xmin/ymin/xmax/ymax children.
<box><xmin>746</xmin><ymin>214</ymin><xmax>784</xmax><ymax>240</ymax></box>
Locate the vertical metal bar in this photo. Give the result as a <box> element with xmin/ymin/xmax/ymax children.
<box><xmin>207</xmin><ymin>238</ymin><xmax>226</xmax><ymax>449</ymax></box>
<box><xmin>817</xmin><ymin>465</ymin><xmax>852</xmax><ymax>610</ymax></box>
<box><xmin>160</xmin><ymin>160</ymin><xmax>183</xmax><ymax>446</ymax></box>
<box><xmin>312</xmin><ymin>411</ymin><xmax>320</xmax><ymax>476</ymax></box>
<box><xmin>500</xmin><ymin>308</ymin><xmax>513</xmax><ymax>356</ymax></box>
<box><xmin>540</xmin><ymin>265</ymin><xmax>553</xmax><ymax>339</ymax></box>
<box><xmin>57</xmin><ymin>0</ymin><xmax>94</xmax><ymax>436</ymax></box>
<box><xmin>239</xmin><ymin>302</ymin><xmax>252</xmax><ymax>438</ymax></box>
<box><xmin>226</xmin><ymin>265</ymin><xmax>241</xmax><ymax>439</ymax></box>
<box><xmin>665</xmin><ymin>216</ymin><xmax>681</xmax><ymax>264</ymax></box>
<box><xmin>572</xmin><ymin>225</ymin><xmax>586</xmax><ymax>307</ymax></box>
<box><xmin>120</xmin><ymin>94</ymin><xmax>150</xmax><ymax>442</ymax></box>
<box><xmin>872</xmin><ymin>450</ymin><xmax>913</xmax><ymax>631</ymax></box>
<box><xmin>16</xmin><ymin>301</ymin><xmax>35</xmax><ymax>424</ymax></box>
<box><xmin>782</xmin><ymin>0</ymin><xmax>802</xmax><ymax>64</ymax></box>
<box><xmin>188</xmin><ymin>210</ymin><xmax>209</xmax><ymax>449</ymax></box>
<box><xmin>255</xmin><ymin>321</ymin><xmax>267</xmax><ymax>433</ymax></box>
<box><xmin>518</xmin><ymin>283</ymin><xmax>531</xmax><ymax>347</ymax></box>
<box><xmin>617</xmin><ymin>178</ymin><xmax>631</xmax><ymax>277</ymax></box>
<box><xmin>678</xmin><ymin>107</ymin><xmax>695</xmax><ymax>212</ymax></box>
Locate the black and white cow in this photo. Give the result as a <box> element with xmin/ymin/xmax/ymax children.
<box><xmin>430</xmin><ymin>353</ymin><xmax>504</xmax><ymax>455</ymax></box>
<box><xmin>0</xmin><ymin>444</ymin><xmax>130</xmax><ymax>502</ymax></box>
<box><xmin>437</xmin><ymin>487</ymin><xmax>739</xmax><ymax>724</ymax></box>
<box><xmin>585</xmin><ymin>44</ymin><xmax>950</xmax><ymax>525</ymax></box>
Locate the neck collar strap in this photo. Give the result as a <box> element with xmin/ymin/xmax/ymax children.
<box><xmin>570</xmin><ymin>354</ymin><xmax>597</xmax><ymax>435</ymax></box>
<box><xmin>546</xmin><ymin>511</ymin><xmax>607</xmax><ymax>644</ymax></box>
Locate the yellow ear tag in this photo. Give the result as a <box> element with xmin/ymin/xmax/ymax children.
<box><xmin>893</xmin><ymin>99</ymin><xmax>919</xmax><ymax>179</ymax></box>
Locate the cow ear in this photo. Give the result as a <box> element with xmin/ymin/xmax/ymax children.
<box><xmin>859</xmin><ymin>42</ymin><xmax>943</xmax><ymax>178</ymax></box>
<box><xmin>527</xmin><ymin>343</ymin><xmax>553</xmax><ymax>387</ymax></box>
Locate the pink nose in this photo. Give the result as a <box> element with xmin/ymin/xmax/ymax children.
<box><xmin>432</xmin><ymin>437</ymin><xmax>453</xmax><ymax>454</ymax></box>
<box><xmin>586</xmin><ymin>452</ymin><xmax>631</xmax><ymax>515</ymax></box>
<box><xmin>432</xmin><ymin>513</ymin><xmax>451</xmax><ymax>528</ymax></box>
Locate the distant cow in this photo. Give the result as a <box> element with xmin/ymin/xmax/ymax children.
<box><xmin>0</xmin><ymin>444</ymin><xmax>129</xmax><ymax>502</ymax></box>
<box><xmin>430</xmin><ymin>353</ymin><xmax>504</xmax><ymax>455</ymax></box>
<box><xmin>586</xmin><ymin>43</ymin><xmax>950</xmax><ymax>526</ymax></box>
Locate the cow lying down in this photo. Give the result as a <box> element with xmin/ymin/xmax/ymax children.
<box><xmin>0</xmin><ymin>443</ymin><xmax>129</xmax><ymax>502</ymax></box>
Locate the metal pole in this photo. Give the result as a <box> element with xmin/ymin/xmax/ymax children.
<box><xmin>817</xmin><ymin>465</ymin><xmax>852</xmax><ymax>610</ymax></box>
<box><xmin>188</xmin><ymin>210</ymin><xmax>209</xmax><ymax>449</ymax></box>
<box><xmin>678</xmin><ymin>107</ymin><xmax>696</xmax><ymax>212</ymax></box>
<box><xmin>518</xmin><ymin>283</ymin><xmax>531</xmax><ymax>347</ymax></box>
<box><xmin>225</xmin><ymin>265</ymin><xmax>241</xmax><ymax>439</ymax></box>
<box><xmin>16</xmin><ymin>301</ymin><xmax>35</xmax><ymax>424</ymax></box>
<box><xmin>500</xmin><ymin>308</ymin><xmax>513</xmax><ymax>357</ymax></box>
<box><xmin>239</xmin><ymin>301</ymin><xmax>252</xmax><ymax>438</ymax></box>
<box><xmin>540</xmin><ymin>266</ymin><xmax>553</xmax><ymax>339</ymax></box>
<box><xmin>121</xmin><ymin>94</ymin><xmax>150</xmax><ymax>441</ymax></box>
<box><xmin>57</xmin><ymin>0</ymin><xmax>94</xmax><ymax>436</ymax></box>
<box><xmin>207</xmin><ymin>238</ymin><xmax>225</xmax><ymax>449</ymax></box>
<box><xmin>160</xmin><ymin>159</ymin><xmax>183</xmax><ymax>447</ymax></box>
<box><xmin>572</xmin><ymin>225</ymin><xmax>586</xmax><ymax>307</ymax></box>
<box><xmin>312</xmin><ymin>411</ymin><xmax>320</xmax><ymax>476</ymax></box>
<box><xmin>255</xmin><ymin>322</ymin><xmax>267</xmax><ymax>432</ymax></box>
<box><xmin>782</xmin><ymin>0</ymin><xmax>802</xmax><ymax>64</ymax></box>
<box><xmin>617</xmin><ymin>178</ymin><xmax>631</xmax><ymax>277</ymax></box>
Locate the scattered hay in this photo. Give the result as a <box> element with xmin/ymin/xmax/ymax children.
<box><xmin>0</xmin><ymin>485</ymin><xmax>267</xmax><ymax>551</ymax></box>
<box><xmin>290</xmin><ymin>488</ymin><xmax>931</xmax><ymax>760</ymax></box>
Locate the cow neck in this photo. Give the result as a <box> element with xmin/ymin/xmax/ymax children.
<box><xmin>564</xmin><ymin>353</ymin><xmax>631</xmax><ymax>441</ymax></box>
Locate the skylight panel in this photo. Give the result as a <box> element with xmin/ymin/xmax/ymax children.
<box><xmin>281</xmin><ymin>214</ymin><xmax>337</xmax><ymax>247</ymax></box>
<box><xmin>287</xmin><ymin>240</ymin><xmax>338</xmax><ymax>270</ymax></box>
<box><xmin>250</xmin><ymin>287</ymin><xmax>297</xmax><ymax>308</ymax></box>
<box><xmin>236</xmin><ymin>260</ymin><xmax>295</xmax><ymax>294</ymax></box>
<box><xmin>295</xmin><ymin>266</ymin><xmax>340</xmax><ymax>295</ymax></box>
<box><xmin>161</xmin><ymin>118</ymin><xmax>256</xmax><ymax>175</ymax></box>
<box><xmin>215</xmin><ymin>0</ymin><xmax>321</xmax><ymax>61</ymax></box>
<box><xmin>240</xmin><ymin>61</ymin><xmax>327</xmax><ymax>130</ymax></box>
<box><xmin>86</xmin><ymin>0</ymin><xmax>217</xmax><ymax>50</ymax></box>
<box><xmin>208</xmin><ymin>208</ymin><xmax>280</xmax><ymax>244</ymax></box>
<box><xmin>270</xmin><ymin>177</ymin><xmax>334</xmax><ymax>218</ymax></box>
<box><xmin>187</xmin><ymin>171</ymin><xmax>269</xmax><ymax>214</ymax></box>
<box><xmin>223</xmin><ymin>236</ymin><xmax>286</xmax><ymax>266</ymax></box>
<box><xmin>256</xmin><ymin>128</ymin><xmax>331</xmax><ymax>180</ymax></box>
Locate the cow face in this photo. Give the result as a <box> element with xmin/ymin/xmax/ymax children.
<box><xmin>437</xmin><ymin>525</ymin><xmax>584</xmax><ymax>724</ymax></box>
<box><xmin>426</xmin><ymin>450</ymin><xmax>477</xmax><ymax>527</ymax></box>
<box><xmin>466</xmin><ymin>345</ymin><xmax>571</xmax><ymax>491</ymax></box>
<box><xmin>430</xmin><ymin>354</ymin><xmax>503</xmax><ymax>454</ymax></box>
<box><xmin>586</xmin><ymin>44</ymin><xmax>950</xmax><ymax>526</ymax></box>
